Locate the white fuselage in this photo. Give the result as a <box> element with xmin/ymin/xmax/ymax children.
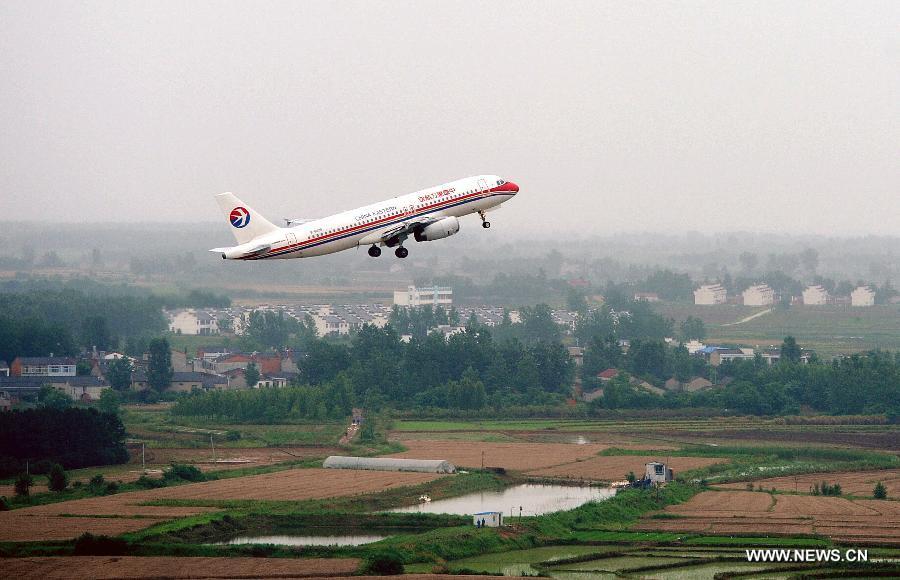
<box><xmin>234</xmin><ymin>175</ymin><xmax>517</xmax><ymax>260</ymax></box>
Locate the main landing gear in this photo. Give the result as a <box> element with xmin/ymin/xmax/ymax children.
<box><xmin>478</xmin><ymin>211</ymin><xmax>491</xmax><ymax>229</ymax></box>
<box><xmin>368</xmin><ymin>244</ymin><xmax>408</xmax><ymax>258</ymax></box>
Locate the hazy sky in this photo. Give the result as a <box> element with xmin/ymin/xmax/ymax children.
<box><xmin>1</xmin><ymin>1</ymin><xmax>897</xmax><ymax>235</ymax></box>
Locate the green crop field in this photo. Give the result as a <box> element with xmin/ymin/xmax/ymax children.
<box><xmin>656</xmin><ymin>303</ymin><xmax>900</xmax><ymax>357</ymax></box>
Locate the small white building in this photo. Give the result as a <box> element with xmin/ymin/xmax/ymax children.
<box><xmin>802</xmin><ymin>285</ymin><xmax>829</xmax><ymax>306</ymax></box>
<box><xmin>393</xmin><ymin>285</ymin><xmax>453</xmax><ymax>307</ymax></box>
<box><xmin>473</xmin><ymin>511</ymin><xmax>503</xmax><ymax>527</ymax></box>
<box><xmin>694</xmin><ymin>284</ymin><xmax>727</xmax><ymax>305</ymax></box>
<box><xmin>684</xmin><ymin>340</ymin><xmax>706</xmax><ymax>355</ymax></box>
<box><xmin>167</xmin><ymin>309</ymin><xmax>220</xmax><ymax>335</ymax></box>
<box><xmin>742</xmin><ymin>284</ymin><xmax>775</xmax><ymax>306</ymax></box>
<box><xmin>645</xmin><ymin>461</ymin><xmax>673</xmax><ymax>484</ymax></box>
<box><xmin>851</xmin><ymin>286</ymin><xmax>875</xmax><ymax>307</ymax></box>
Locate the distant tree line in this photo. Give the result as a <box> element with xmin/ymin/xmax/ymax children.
<box><xmin>174</xmin><ymin>321</ymin><xmax>575</xmax><ymax>421</ymax></box>
<box><xmin>0</xmin><ymin>283</ymin><xmax>229</xmax><ymax>361</ymax></box>
<box><xmin>0</xmin><ymin>408</ymin><xmax>128</xmax><ymax>477</ymax></box>
<box><xmin>589</xmin><ymin>347</ymin><xmax>900</xmax><ymax>417</ymax></box>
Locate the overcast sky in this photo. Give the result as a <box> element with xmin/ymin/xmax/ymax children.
<box><xmin>1</xmin><ymin>1</ymin><xmax>897</xmax><ymax>236</ymax></box>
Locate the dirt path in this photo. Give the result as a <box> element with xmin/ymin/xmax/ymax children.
<box><xmin>722</xmin><ymin>308</ymin><xmax>772</xmax><ymax>326</ymax></box>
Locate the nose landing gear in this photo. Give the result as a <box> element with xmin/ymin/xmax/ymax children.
<box><xmin>368</xmin><ymin>245</ymin><xmax>381</xmax><ymax>257</ymax></box>
<box><xmin>478</xmin><ymin>211</ymin><xmax>491</xmax><ymax>229</ymax></box>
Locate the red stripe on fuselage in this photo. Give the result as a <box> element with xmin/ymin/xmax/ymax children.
<box><xmin>248</xmin><ymin>185</ymin><xmax>507</xmax><ymax>259</ymax></box>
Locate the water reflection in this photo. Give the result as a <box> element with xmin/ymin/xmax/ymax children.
<box><xmin>394</xmin><ymin>484</ymin><xmax>615</xmax><ymax>516</ymax></box>
<box><xmin>221</xmin><ymin>533</ymin><xmax>388</xmax><ymax>546</ymax></box>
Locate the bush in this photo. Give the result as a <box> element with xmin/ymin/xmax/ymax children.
<box><xmin>135</xmin><ymin>475</ymin><xmax>166</xmax><ymax>489</ymax></box>
<box><xmin>360</xmin><ymin>550</ymin><xmax>404</xmax><ymax>575</ymax></box>
<box><xmin>14</xmin><ymin>472</ymin><xmax>34</xmax><ymax>497</ymax></box>
<box><xmin>164</xmin><ymin>464</ymin><xmax>205</xmax><ymax>482</ymax></box>
<box><xmin>225</xmin><ymin>430</ymin><xmax>241</xmax><ymax>441</ymax></box>
<box><xmin>48</xmin><ymin>463</ymin><xmax>68</xmax><ymax>492</ymax></box>
<box><xmin>0</xmin><ymin>496</ymin><xmax>9</xmax><ymax>511</ymax></box>
<box><xmin>73</xmin><ymin>533</ymin><xmax>129</xmax><ymax>555</ymax></box>
<box><xmin>874</xmin><ymin>481</ymin><xmax>888</xmax><ymax>499</ymax></box>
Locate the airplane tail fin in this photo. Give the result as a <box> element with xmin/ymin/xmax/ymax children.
<box><xmin>215</xmin><ymin>192</ymin><xmax>280</xmax><ymax>245</ymax></box>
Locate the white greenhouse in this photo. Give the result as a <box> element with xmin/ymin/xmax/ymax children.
<box><xmin>322</xmin><ymin>456</ymin><xmax>456</xmax><ymax>474</ymax></box>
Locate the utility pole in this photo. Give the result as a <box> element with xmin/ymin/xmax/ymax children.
<box><xmin>210</xmin><ymin>434</ymin><xmax>217</xmax><ymax>464</ymax></box>
<box><xmin>142</xmin><ymin>442</ymin><xmax>146</xmax><ymax>472</ymax></box>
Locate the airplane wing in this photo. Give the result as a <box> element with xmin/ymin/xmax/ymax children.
<box><xmin>359</xmin><ymin>216</ymin><xmax>440</xmax><ymax>246</ymax></box>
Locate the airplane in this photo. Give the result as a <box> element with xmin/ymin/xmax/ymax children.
<box><xmin>210</xmin><ymin>175</ymin><xmax>519</xmax><ymax>260</ymax></box>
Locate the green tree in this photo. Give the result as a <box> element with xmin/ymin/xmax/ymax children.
<box><xmin>48</xmin><ymin>463</ymin><xmax>68</xmax><ymax>492</ymax></box>
<box><xmin>358</xmin><ymin>416</ymin><xmax>377</xmax><ymax>443</ymax></box>
<box><xmin>105</xmin><ymin>357</ymin><xmax>133</xmax><ymax>390</ymax></box>
<box><xmin>82</xmin><ymin>316</ymin><xmax>113</xmax><ymax>351</ymax></box>
<box><xmin>14</xmin><ymin>472</ymin><xmax>33</xmax><ymax>497</ymax></box>
<box><xmin>147</xmin><ymin>338</ymin><xmax>173</xmax><ymax>392</ymax></box>
<box><xmin>679</xmin><ymin>316</ymin><xmax>706</xmax><ymax>341</ymax></box>
<box><xmin>97</xmin><ymin>388</ymin><xmax>122</xmax><ymax>416</ymax></box>
<box><xmin>873</xmin><ymin>481</ymin><xmax>887</xmax><ymax>499</ymax></box>
<box><xmin>244</xmin><ymin>362</ymin><xmax>260</xmax><ymax>387</ymax></box>
<box><xmin>780</xmin><ymin>336</ymin><xmax>801</xmax><ymax>364</ymax></box>
<box><xmin>38</xmin><ymin>385</ymin><xmax>71</xmax><ymax>410</ymax></box>
<box><xmin>76</xmin><ymin>360</ymin><xmax>93</xmax><ymax>376</ymax></box>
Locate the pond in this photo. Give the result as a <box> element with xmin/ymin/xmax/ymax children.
<box><xmin>393</xmin><ymin>483</ymin><xmax>615</xmax><ymax>516</ymax></box>
<box><xmin>218</xmin><ymin>533</ymin><xmax>389</xmax><ymax>547</ymax></box>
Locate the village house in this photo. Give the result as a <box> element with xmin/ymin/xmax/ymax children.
<box><xmin>802</xmin><ymin>285</ymin><xmax>829</xmax><ymax>305</ymax></box>
<box><xmin>10</xmin><ymin>356</ymin><xmax>77</xmax><ymax>377</ymax></box>
<box><xmin>850</xmin><ymin>286</ymin><xmax>875</xmax><ymax>307</ymax></box>
<box><xmin>694</xmin><ymin>284</ymin><xmax>727</xmax><ymax>305</ymax></box>
<box><xmin>742</xmin><ymin>284</ymin><xmax>775</xmax><ymax>306</ymax></box>
<box><xmin>166</xmin><ymin>309</ymin><xmax>220</xmax><ymax>335</ymax></box>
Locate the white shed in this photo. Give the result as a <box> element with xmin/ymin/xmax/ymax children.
<box><xmin>322</xmin><ymin>456</ymin><xmax>456</xmax><ymax>474</ymax></box>
<box><xmin>473</xmin><ymin>511</ymin><xmax>503</xmax><ymax>527</ymax></box>
<box><xmin>645</xmin><ymin>461</ymin><xmax>673</xmax><ymax>483</ymax></box>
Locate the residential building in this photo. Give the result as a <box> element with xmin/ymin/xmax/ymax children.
<box><xmin>851</xmin><ymin>286</ymin><xmax>875</xmax><ymax>307</ymax></box>
<box><xmin>802</xmin><ymin>285</ymin><xmax>829</xmax><ymax>306</ymax></box>
<box><xmin>167</xmin><ymin>309</ymin><xmax>220</xmax><ymax>335</ymax></box>
<box><xmin>694</xmin><ymin>284</ymin><xmax>727</xmax><ymax>305</ymax></box>
<box><xmin>742</xmin><ymin>284</ymin><xmax>775</xmax><ymax>306</ymax></box>
<box><xmin>133</xmin><ymin>371</ymin><xmax>226</xmax><ymax>393</ymax></box>
<box><xmin>0</xmin><ymin>360</ymin><xmax>8</xmax><ymax>377</ymax></box>
<box><xmin>684</xmin><ymin>340</ymin><xmax>705</xmax><ymax>355</ymax></box>
<box><xmin>11</xmin><ymin>357</ymin><xmax>77</xmax><ymax>377</ymax></box>
<box><xmin>393</xmin><ymin>285</ymin><xmax>453</xmax><ymax>307</ymax></box>
<box><xmin>709</xmin><ymin>347</ymin><xmax>755</xmax><ymax>366</ymax></box>
<box><xmin>633</xmin><ymin>292</ymin><xmax>660</xmax><ymax>302</ymax></box>
<box><xmin>597</xmin><ymin>368</ymin><xmax>619</xmax><ymax>381</ymax></box>
<box><xmin>0</xmin><ymin>375</ymin><xmax>107</xmax><ymax>401</ymax></box>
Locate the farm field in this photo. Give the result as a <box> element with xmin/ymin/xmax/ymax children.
<box><xmin>656</xmin><ymin>303</ymin><xmax>900</xmax><ymax>357</ymax></box>
<box><xmin>0</xmin><ymin>557</ymin><xmax>524</xmax><ymax>580</ymax></box>
<box><xmin>717</xmin><ymin>468</ymin><xmax>900</xmax><ymax>495</ymax></box>
<box><xmin>0</xmin><ymin>556</ymin><xmax>362</xmax><ymax>579</ymax></box>
<box><xmin>525</xmin><ymin>455</ymin><xmax>726</xmax><ymax>481</ymax></box>
<box><xmin>0</xmin><ymin>468</ymin><xmax>444</xmax><ymax>541</ymax></box>
<box><xmin>633</xmin><ymin>489</ymin><xmax>900</xmax><ymax>543</ymax></box>
<box><xmin>385</xmin><ymin>440</ymin><xmax>607</xmax><ymax>471</ymax></box>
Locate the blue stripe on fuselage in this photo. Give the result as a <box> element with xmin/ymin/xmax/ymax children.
<box><xmin>247</xmin><ymin>193</ymin><xmax>511</xmax><ymax>260</ymax></box>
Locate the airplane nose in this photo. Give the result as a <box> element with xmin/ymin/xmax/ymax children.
<box><xmin>495</xmin><ymin>181</ymin><xmax>519</xmax><ymax>194</ymax></box>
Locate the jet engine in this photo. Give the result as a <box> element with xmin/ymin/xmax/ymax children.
<box><xmin>414</xmin><ymin>217</ymin><xmax>460</xmax><ymax>242</ymax></box>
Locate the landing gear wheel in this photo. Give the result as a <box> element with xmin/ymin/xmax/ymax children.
<box><xmin>482</xmin><ymin>221</ymin><xmax>491</xmax><ymax>229</ymax></box>
<box><xmin>395</xmin><ymin>246</ymin><xmax>409</xmax><ymax>259</ymax></box>
<box><xmin>368</xmin><ymin>245</ymin><xmax>381</xmax><ymax>257</ymax></box>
